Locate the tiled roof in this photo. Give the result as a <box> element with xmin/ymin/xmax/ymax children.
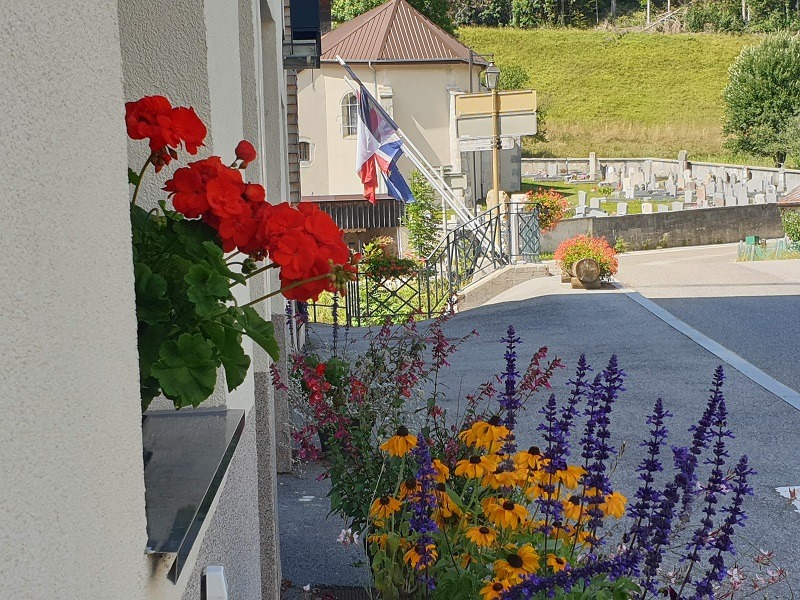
<box><xmin>321</xmin><ymin>0</ymin><xmax>485</xmax><ymax>64</ymax></box>
<box><xmin>779</xmin><ymin>184</ymin><xmax>800</xmax><ymax>206</ymax></box>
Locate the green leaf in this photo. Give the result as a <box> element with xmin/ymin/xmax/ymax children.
<box><xmin>185</xmin><ymin>264</ymin><xmax>231</xmax><ymax>318</ymax></box>
<box><xmin>203</xmin><ymin>320</ymin><xmax>251</xmax><ymax>392</ymax></box>
<box><xmin>140</xmin><ymin>376</ymin><xmax>162</xmax><ymax>411</ymax></box>
<box><xmin>202</xmin><ymin>241</ymin><xmax>245</xmax><ymax>284</ymax></box>
<box><xmin>151</xmin><ymin>333</ymin><xmax>217</xmax><ymax>408</ymax></box>
<box><xmin>128</xmin><ymin>168</ymin><xmax>141</xmax><ymax>186</ymax></box>
<box><xmin>134</xmin><ymin>262</ymin><xmax>172</xmax><ymax>324</ymax></box>
<box><xmin>236</xmin><ymin>306</ymin><xmax>279</xmax><ymax>361</ymax></box>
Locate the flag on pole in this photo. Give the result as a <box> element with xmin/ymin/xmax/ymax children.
<box><xmin>340</xmin><ymin>61</ymin><xmax>414</xmax><ymax>204</ymax></box>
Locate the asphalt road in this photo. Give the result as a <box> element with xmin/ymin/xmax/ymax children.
<box><xmin>279</xmin><ymin>246</ymin><xmax>800</xmax><ymax>596</ymax></box>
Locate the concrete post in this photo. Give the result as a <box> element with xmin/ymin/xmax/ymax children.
<box><xmin>589</xmin><ymin>152</ymin><xmax>597</xmax><ymax>181</ymax></box>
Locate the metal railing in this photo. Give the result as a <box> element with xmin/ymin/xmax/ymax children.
<box><xmin>305</xmin><ymin>203</ymin><xmax>540</xmax><ymax>326</ymax></box>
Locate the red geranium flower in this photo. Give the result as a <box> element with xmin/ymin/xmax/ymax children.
<box><xmin>235</xmin><ymin>140</ymin><xmax>257</xmax><ymax>166</ymax></box>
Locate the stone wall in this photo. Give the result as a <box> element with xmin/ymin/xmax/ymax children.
<box><xmin>540</xmin><ymin>204</ymin><xmax>784</xmax><ymax>253</ymax></box>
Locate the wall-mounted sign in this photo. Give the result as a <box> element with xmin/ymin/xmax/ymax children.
<box><xmin>455</xmin><ymin>90</ymin><xmax>537</xmax><ymax>138</ymax></box>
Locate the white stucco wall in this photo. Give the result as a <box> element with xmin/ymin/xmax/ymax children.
<box><xmin>0</xmin><ymin>2</ymin><xmax>150</xmax><ymax>599</ymax></box>
<box><xmin>298</xmin><ymin>62</ymin><xmax>479</xmax><ymax>197</ymax></box>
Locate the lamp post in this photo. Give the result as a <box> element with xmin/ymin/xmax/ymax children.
<box><xmin>484</xmin><ymin>61</ymin><xmax>501</xmax><ymax>208</ymax></box>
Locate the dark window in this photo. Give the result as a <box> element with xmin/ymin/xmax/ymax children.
<box><xmin>342</xmin><ymin>92</ymin><xmax>358</xmax><ymax>137</ymax></box>
<box><xmin>299</xmin><ymin>141</ymin><xmax>310</xmax><ymax>162</ymax></box>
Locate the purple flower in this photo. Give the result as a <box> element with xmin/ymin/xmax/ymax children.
<box><xmin>499</xmin><ymin>325</ymin><xmax>522</xmax><ymax>452</ymax></box>
<box><xmin>408</xmin><ymin>436</ymin><xmax>439</xmax><ymax>589</ymax></box>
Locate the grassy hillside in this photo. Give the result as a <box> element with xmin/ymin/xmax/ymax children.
<box><xmin>458</xmin><ymin>28</ymin><xmax>761</xmax><ymax>161</ymax></box>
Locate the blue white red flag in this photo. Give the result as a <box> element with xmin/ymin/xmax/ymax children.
<box><xmin>344</xmin><ymin>65</ymin><xmax>414</xmax><ymax>204</ymax></box>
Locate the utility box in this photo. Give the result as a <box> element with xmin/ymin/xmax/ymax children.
<box><xmin>745</xmin><ymin>235</ymin><xmax>760</xmax><ymax>245</ymax></box>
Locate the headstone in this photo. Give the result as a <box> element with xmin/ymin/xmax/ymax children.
<box><xmin>625</xmin><ymin>187</ymin><xmax>635</xmax><ymax>200</ymax></box>
<box><xmin>641</xmin><ymin>203</ymin><xmax>653</xmax><ymax>214</ymax></box>
<box><xmin>697</xmin><ymin>185</ymin><xmax>707</xmax><ymax>204</ymax></box>
<box><xmin>767</xmin><ymin>185</ymin><xmax>778</xmax><ymax>203</ymax></box>
<box><xmin>684</xmin><ymin>190</ymin><xmax>693</xmax><ymax>204</ymax></box>
<box><xmin>658</xmin><ymin>204</ymin><xmax>669</xmax><ymax>213</ymax></box>
<box><xmin>589</xmin><ymin>152</ymin><xmax>597</xmax><ymax>181</ymax></box>
<box><xmin>737</xmin><ymin>184</ymin><xmax>748</xmax><ymax>206</ymax></box>
<box><xmin>633</xmin><ymin>170</ymin><xmax>645</xmax><ymax>187</ymax></box>
<box><xmin>684</xmin><ymin>169</ymin><xmax>692</xmax><ymax>186</ymax></box>
<box><xmin>574</xmin><ymin>205</ymin><xmax>587</xmax><ymax>217</ymax></box>
<box><xmin>677</xmin><ymin>173</ymin><xmax>685</xmax><ymax>190</ymax></box>
<box><xmin>672</xmin><ymin>201</ymin><xmax>684</xmax><ymax>211</ymax></box>
<box><xmin>747</xmin><ymin>177</ymin><xmax>763</xmax><ymax>193</ymax></box>
<box><xmin>712</xmin><ymin>193</ymin><xmax>724</xmax><ymax>207</ymax></box>
<box><xmin>590</xmin><ymin>197</ymin><xmax>601</xmax><ymax>210</ymax></box>
<box><xmin>666</xmin><ymin>175</ymin><xmax>676</xmax><ymax>197</ymax></box>
<box><xmin>578</xmin><ymin>190</ymin><xmax>588</xmax><ymax>206</ymax></box>
<box><xmin>644</xmin><ymin>159</ymin><xmax>653</xmax><ymax>181</ymax></box>
<box><xmin>589</xmin><ymin>209</ymin><xmax>607</xmax><ymax>218</ymax></box>
<box><xmin>725</xmin><ymin>195</ymin><xmax>736</xmax><ymax>207</ymax></box>
<box><xmin>648</xmin><ymin>174</ymin><xmax>658</xmax><ymax>191</ymax></box>
<box><xmin>617</xmin><ymin>202</ymin><xmax>628</xmax><ymax>215</ymax></box>
<box><xmin>547</xmin><ymin>163</ymin><xmax>558</xmax><ymax>177</ymax></box>
<box><xmin>706</xmin><ymin>179</ymin><xmax>716</xmax><ymax>195</ymax></box>
<box><xmin>622</xmin><ymin>176</ymin><xmax>632</xmax><ymax>192</ymax></box>
<box><xmin>779</xmin><ymin>167</ymin><xmax>786</xmax><ymax>192</ymax></box>
<box><xmin>754</xmin><ymin>193</ymin><xmax>766</xmax><ymax>205</ymax></box>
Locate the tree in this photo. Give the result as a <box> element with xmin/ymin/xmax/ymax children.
<box><xmin>404</xmin><ymin>171</ymin><xmax>442</xmax><ymax>259</ymax></box>
<box><xmin>332</xmin><ymin>0</ymin><xmax>454</xmax><ymax>32</ymax></box>
<box><xmin>723</xmin><ymin>34</ymin><xmax>800</xmax><ymax>166</ymax></box>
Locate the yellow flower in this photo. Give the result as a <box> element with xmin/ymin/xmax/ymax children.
<box><xmin>482</xmin><ymin>464</ymin><xmax>520</xmax><ymax>489</ymax></box>
<box><xmin>494</xmin><ymin>544</ymin><xmax>540</xmax><ymax>582</ymax></box>
<box><xmin>471</xmin><ymin>416</ymin><xmax>511</xmax><ymax>451</ymax></box>
<box><xmin>601</xmin><ymin>491</ymin><xmax>627</xmax><ymax>518</ymax></box>
<box><xmin>367</xmin><ymin>533</ymin><xmax>388</xmax><ymax>550</ymax></box>
<box><xmin>434</xmin><ymin>483</ymin><xmax>461</xmax><ymax>518</ymax></box>
<box><xmin>432</xmin><ymin>459</ymin><xmax>450</xmax><ymax>482</ymax></box>
<box><xmin>546</xmin><ymin>553</ymin><xmax>569</xmax><ymax>573</ymax></box>
<box><xmin>370</xmin><ymin>495</ymin><xmax>401</xmax><ymax>519</ymax></box>
<box><xmin>465</xmin><ymin>525</ymin><xmax>498</xmax><ymax>547</ymax></box>
<box><xmin>399</xmin><ymin>477</ymin><xmax>420</xmax><ymax>500</ymax></box>
<box><xmin>514</xmin><ymin>445</ymin><xmax>544</xmax><ymax>471</ymax></box>
<box><xmin>459</xmin><ymin>552</ymin><xmax>474</xmax><ymax>568</ymax></box>
<box><xmin>556</xmin><ymin>464</ymin><xmax>587</xmax><ymax>489</ymax></box>
<box><xmin>480</xmin><ymin>578</ymin><xmax>512</xmax><ymax>600</ymax></box>
<box><xmin>486</xmin><ymin>498</ymin><xmax>528</xmax><ymax>530</ymax></box>
<box><xmin>562</xmin><ymin>494</ymin><xmax>585</xmax><ymax>522</ymax></box>
<box><xmin>455</xmin><ymin>454</ymin><xmax>498</xmax><ymax>479</ymax></box>
<box><xmin>404</xmin><ymin>544</ymin><xmax>437</xmax><ymax>568</ymax></box>
<box><xmin>379</xmin><ymin>425</ymin><xmax>417</xmax><ymax>457</ymax></box>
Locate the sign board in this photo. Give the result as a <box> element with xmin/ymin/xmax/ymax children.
<box><xmin>455</xmin><ymin>90</ymin><xmax>537</xmax><ymax>117</ymax></box>
<box><xmin>455</xmin><ymin>90</ymin><xmax>538</xmax><ymax>139</ymax></box>
<box><xmin>458</xmin><ymin>136</ymin><xmax>515</xmax><ymax>152</ymax></box>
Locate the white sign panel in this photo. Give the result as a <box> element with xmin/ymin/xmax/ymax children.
<box><xmin>456</xmin><ymin>113</ymin><xmax>537</xmax><ymax>139</ymax></box>
<box><xmin>458</xmin><ymin>136</ymin><xmax>515</xmax><ymax>152</ymax></box>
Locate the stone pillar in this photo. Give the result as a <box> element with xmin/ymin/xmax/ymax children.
<box><xmin>589</xmin><ymin>152</ymin><xmax>597</xmax><ymax>181</ymax></box>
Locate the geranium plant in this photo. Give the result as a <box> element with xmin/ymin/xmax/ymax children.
<box><xmin>362</xmin><ymin>236</ymin><xmax>420</xmax><ymax>281</ymax></box>
<box><xmin>523</xmin><ymin>188</ymin><xmax>569</xmax><ymax>232</ymax></box>
<box><xmin>126</xmin><ymin>95</ymin><xmax>357</xmax><ymax>410</ymax></box>
<box><xmin>554</xmin><ymin>234</ymin><xmax>618</xmax><ymax>280</ymax></box>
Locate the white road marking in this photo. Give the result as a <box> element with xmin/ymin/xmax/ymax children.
<box><xmin>613</xmin><ymin>281</ymin><xmax>800</xmax><ymax>412</ymax></box>
<box><xmin>775</xmin><ymin>487</ymin><xmax>800</xmax><ymax>514</ymax></box>
<box><xmin>299</xmin><ymin>495</ymin><xmax>315</xmax><ymax>502</ymax></box>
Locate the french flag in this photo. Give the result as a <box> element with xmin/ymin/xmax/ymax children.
<box><xmin>355</xmin><ymin>85</ymin><xmax>414</xmax><ymax>204</ymax></box>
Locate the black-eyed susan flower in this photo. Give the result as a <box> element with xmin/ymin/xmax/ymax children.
<box><xmin>486</xmin><ymin>498</ymin><xmax>528</xmax><ymax>530</ymax></box>
<box><xmin>370</xmin><ymin>495</ymin><xmax>401</xmax><ymax>519</ymax></box>
<box><xmin>379</xmin><ymin>425</ymin><xmax>417</xmax><ymax>457</ymax></box>
<box><xmin>563</xmin><ymin>494</ymin><xmax>584</xmax><ymax>522</ymax></box>
<box><xmin>482</xmin><ymin>463</ymin><xmax>520</xmax><ymax>489</ymax></box>
<box><xmin>399</xmin><ymin>476</ymin><xmax>419</xmax><ymax>500</ymax></box>
<box><xmin>493</xmin><ymin>544</ymin><xmax>540</xmax><ymax>582</ymax></box>
<box><xmin>432</xmin><ymin>459</ymin><xmax>450</xmax><ymax>482</ymax></box>
<box><xmin>455</xmin><ymin>454</ymin><xmax>498</xmax><ymax>479</ymax></box>
<box><xmin>465</xmin><ymin>525</ymin><xmax>498</xmax><ymax>547</ymax></box>
<box><xmin>556</xmin><ymin>464</ymin><xmax>587</xmax><ymax>489</ymax></box>
<box><xmin>514</xmin><ymin>445</ymin><xmax>544</xmax><ymax>471</ymax></box>
<box><xmin>433</xmin><ymin>483</ymin><xmax>461</xmax><ymax>519</ymax></box>
<box><xmin>546</xmin><ymin>553</ymin><xmax>569</xmax><ymax>573</ymax></box>
<box><xmin>480</xmin><ymin>578</ymin><xmax>512</xmax><ymax>600</ymax></box>
<box><xmin>403</xmin><ymin>543</ymin><xmax>437</xmax><ymax>568</ymax></box>
<box><xmin>601</xmin><ymin>490</ymin><xmax>627</xmax><ymax>518</ymax></box>
<box><xmin>470</xmin><ymin>416</ymin><xmax>511</xmax><ymax>451</ymax></box>
<box><xmin>367</xmin><ymin>533</ymin><xmax>388</xmax><ymax>550</ymax></box>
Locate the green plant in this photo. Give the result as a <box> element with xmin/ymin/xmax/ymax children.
<box><xmin>614</xmin><ymin>237</ymin><xmax>631</xmax><ymax>253</ymax></box>
<box><xmin>781</xmin><ymin>209</ymin><xmax>800</xmax><ymax>242</ymax></box>
<box><xmin>406</xmin><ymin>171</ymin><xmax>442</xmax><ymax>259</ymax></box>
<box><xmin>333</xmin><ymin>0</ymin><xmax>453</xmax><ymax>31</ymax></box>
<box><xmin>554</xmin><ymin>234</ymin><xmax>618</xmax><ymax>279</ymax></box>
<box><xmin>126</xmin><ymin>95</ymin><xmax>354</xmax><ymax>409</ymax></box>
<box><xmin>523</xmin><ymin>188</ymin><xmax>568</xmax><ymax>232</ymax></box>
<box><xmin>724</xmin><ymin>34</ymin><xmax>800</xmax><ymax>166</ymax></box>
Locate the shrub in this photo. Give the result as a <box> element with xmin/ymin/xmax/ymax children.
<box><xmin>781</xmin><ymin>209</ymin><xmax>800</xmax><ymax>243</ymax></box>
<box><xmin>554</xmin><ymin>234</ymin><xmax>618</xmax><ymax>278</ymax></box>
<box><xmin>405</xmin><ymin>171</ymin><xmax>442</xmax><ymax>259</ymax></box>
<box><xmin>523</xmin><ymin>188</ymin><xmax>569</xmax><ymax>232</ymax></box>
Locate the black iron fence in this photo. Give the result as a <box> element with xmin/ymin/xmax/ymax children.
<box><xmin>305</xmin><ymin>203</ymin><xmax>540</xmax><ymax>326</ymax></box>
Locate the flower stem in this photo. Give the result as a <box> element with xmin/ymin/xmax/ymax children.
<box><xmin>130</xmin><ymin>155</ymin><xmax>153</xmax><ymax>206</ymax></box>
<box><xmin>242</xmin><ymin>273</ymin><xmax>329</xmax><ymax>307</ymax></box>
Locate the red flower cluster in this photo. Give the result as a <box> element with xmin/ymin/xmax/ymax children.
<box><xmin>554</xmin><ymin>234</ymin><xmax>618</xmax><ymax>278</ymax></box>
<box><xmin>125</xmin><ymin>96</ymin><xmax>207</xmax><ymax>172</ymax></box>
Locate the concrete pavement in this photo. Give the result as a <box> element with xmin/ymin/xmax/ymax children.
<box><xmin>279</xmin><ymin>246</ymin><xmax>800</xmax><ymax>595</ymax></box>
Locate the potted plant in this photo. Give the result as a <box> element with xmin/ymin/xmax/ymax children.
<box><xmin>554</xmin><ymin>234</ymin><xmax>618</xmax><ymax>287</ymax></box>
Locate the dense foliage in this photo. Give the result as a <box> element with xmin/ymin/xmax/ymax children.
<box><xmin>523</xmin><ymin>188</ymin><xmax>569</xmax><ymax>232</ymax></box>
<box><xmin>405</xmin><ymin>171</ymin><xmax>443</xmax><ymax>259</ymax></box>
<box><xmin>333</xmin><ymin>0</ymin><xmax>454</xmax><ymax>31</ymax></box>
<box><xmin>555</xmin><ymin>235</ymin><xmax>618</xmax><ymax>279</ymax></box>
<box><xmin>723</xmin><ymin>34</ymin><xmax>800</xmax><ymax>166</ymax></box>
<box><xmin>781</xmin><ymin>209</ymin><xmax>800</xmax><ymax>243</ymax></box>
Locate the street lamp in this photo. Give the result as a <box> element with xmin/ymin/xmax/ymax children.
<box><xmin>484</xmin><ymin>62</ymin><xmax>502</xmax><ymax>211</ymax></box>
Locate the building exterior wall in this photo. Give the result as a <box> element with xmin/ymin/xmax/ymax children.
<box><xmin>298</xmin><ymin>62</ymin><xmax>478</xmax><ymax>197</ymax></box>
<box><xmin>1</xmin><ymin>2</ymin><xmax>150</xmax><ymax>599</ymax></box>
<box><xmin>3</xmin><ymin>0</ymin><xmax>292</xmax><ymax>599</ymax></box>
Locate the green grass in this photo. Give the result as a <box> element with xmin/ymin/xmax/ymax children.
<box><xmin>457</xmin><ymin>28</ymin><xmax>763</xmax><ymax>160</ymax></box>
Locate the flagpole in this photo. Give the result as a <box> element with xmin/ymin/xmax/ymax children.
<box><xmin>337</xmin><ymin>56</ymin><xmax>473</xmax><ymax>224</ymax></box>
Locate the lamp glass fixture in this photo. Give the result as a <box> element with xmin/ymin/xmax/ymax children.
<box><xmin>484</xmin><ymin>61</ymin><xmax>501</xmax><ymax>90</ymax></box>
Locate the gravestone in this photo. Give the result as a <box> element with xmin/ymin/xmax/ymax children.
<box><xmin>754</xmin><ymin>193</ymin><xmax>766</xmax><ymax>205</ymax></box>
<box><xmin>641</xmin><ymin>203</ymin><xmax>653</xmax><ymax>214</ymax></box>
<box><xmin>644</xmin><ymin>159</ymin><xmax>653</xmax><ymax>180</ymax></box>
<box><xmin>658</xmin><ymin>204</ymin><xmax>669</xmax><ymax>212</ymax></box>
<box><xmin>737</xmin><ymin>193</ymin><xmax>749</xmax><ymax>206</ymax></box>
<box><xmin>574</xmin><ymin>205</ymin><xmax>587</xmax><ymax>217</ymax></box>
<box><xmin>684</xmin><ymin>190</ymin><xmax>693</xmax><ymax>204</ymax></box>
<box><xmin>697</xmin><ymin>185</ymin><xmax>707</xmax><ymax>203</ymax></box>
<box><xmin>617</xmin><ymin>202</ymin><xmax>628</xmax><ymax>215</ymax></box>
<box><xmin>666</xmin><ymin>175</ymin><xmax>676</xmax><ymax>197</ymax></box>
<box><xmin>747</xmin><ymin>177</ymin><xmax>763</xmax><ymax>193</ymax></box>
<box><xmin>625</xmin><ymin>187</ymin><xmax>635</xmax><ymax>199</ymax></box>
<box><xmin>648</xmin><ymin>174</ymin><xmax>658</xmax><ymax>191</ymax></box>
<box><xmin>622</xmin><ymin>176</ymin><xmax>633</xmax><ymax>192</ymax></box>
<box><xmin>684</xmin><ymin>169</ymin><xmax>692</xmax><ymax>186</ymax></box>
<box><xmin>725</xmin><ymin>195</ymin><xmax>736</xmax><ymax>207</ymax></box>
<box><xmin>767</xmin><ymin>185</ymin><xmax>778</xmax><ymax>203</ymax></box>
<box><xmin>712</xmin><ymin>193</ymin><xmax>724</xmax><ymax>207</ymax></box>
<box><xmin>677</xmin><ymin>173</ymin><xmax>685</xmax><ymax>190</ymax></box>
<box><xmin>672</xmin><ymin>201</ymin><xmax>684</xmax><ymax>211</ymax></box>
<box><xmin>547</xmin><ymin>163</ymin><xmax>558</xmax><ymax>177</ymax></box>
<box><xmin>578</xmin><ymin>190</ymin><xmax>588</xmax><ymax>206</ymax></box>
<box><xmin>706</xmin><ymin>179</ymin><xmax>716</xmax><ymax>195</ymax></box>
<box><xmin>590</xmin><ymin>197</ymin><xmax>601</xmax><ymax>210</ymax></box>
<box><xmin>589</xmin><ymin>209</ymin><xmax>607</xmax><ymax>218</ymax></box>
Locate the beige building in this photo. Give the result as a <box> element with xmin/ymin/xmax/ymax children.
<box><xmin>297</xmin><ymin>0</ymin><xmax>521</xmax><ymax>211</ymax></box>
<box><xmin>2</xmin><ymin>1</ymin><xmax>303</xmax><ymax>599</ymax></box>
